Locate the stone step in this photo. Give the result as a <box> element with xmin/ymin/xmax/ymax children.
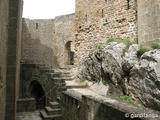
<box><xmin>66</xmin><ymin>81</ymin><xmax>87</xmax><ymax>89</ymax></box>
<box><xmin>66</xmin><ymin>84</ymin><xmax>87</xmax><ymax>89</ymax></box>
<box><xmin>53</xmin><ymin>70</ymin><xmax>70</xmax><ymax>74</ymax></box>
<box><xmin>50</xmin><ymin>73</ymin><xmax>72</xmax><ymax>77</ymax></box>
<box><xmin>59</xmin><ymin>65</ymin><xmax>74</xmax><ymax>70</ymax></box>
<box><xmin>54</xmin><ymin>82</ymin><xmax>66</xmax><ymax>87</ymax></box>
<box><xmin>45</xmin><ymin>106</ymin><xmax>61</xmax><ymax>115</ymax></box>
<box><xmin>39</xmin><ymin>66</ymin><xmax>50</xmax><ymax>70</ymax></box>
<box><xmin>57</xmin><ymin>86</ymin><xmax>67</xmax><ymax>91</ymax></box>
<box><xmin>40</xmin><ymin>69</ymin><xmax>55</xmax><ymax>73</ymax></box>
<box><xmin>49</xmin><ymin>102</ymin><xmax>60</xmax><ymax>109</ymax></box>
<box><xmin>40</xmin><ymin>110</ymin><xmax>62</xmax><ymax>120</ymax></box>
<box><xmin>53</xmin><ymin>77</ymin><xmax>74</xmax><ymax>81</ymax></box>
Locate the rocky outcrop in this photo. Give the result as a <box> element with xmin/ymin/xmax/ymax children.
<box><xmin>78</xmin><ymin>42</ymin><xmax>126</xmax><ymax>95</ymax></box>
<box><xmin>78</xmin><ymin>41</ymin><xmax>160</xmax><ymax>111</ymax></box>
<box><xmin>129</xmin><ymin>50</ymin><xmax>160</xmax><ymax>110</ymax></box>
<box><xmin>122</xmin><ymin>44</ymin><xmax>139</xmax><ymax>73</ymax></box>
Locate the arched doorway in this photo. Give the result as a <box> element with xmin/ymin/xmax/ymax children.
<box><xmin>29</xmin><ymin>81</ymin><xmax>46</xmax><ymax>109</ymax></box>
<box><xmin>65</xmin><ymin>41</ymin><xmax>74</xmax><ymax>65</ymax></box>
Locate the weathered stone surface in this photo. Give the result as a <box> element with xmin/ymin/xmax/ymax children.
<box><xmin>74</xmin><ymin>0</ymin><xmax>137</xmax><ymax>65</ymax></box>
<box><xmin>102</xmin><ymin>42</ymin><xmax>125</xmax><ymax>86</ymax></box>
<box><xmin>122</xmin><ymin>44</ymin><xmax>139</xmax><ymax>72</ymax></box>
<box><xmin>138</xmin><ymin>0</ymin><xmax>160</xmax><ymax>48</ymax></box>
<box><xmin>22</xmin><ymin>14</ymin><xmax>75</xmax><ymax>68</ymax></box>
<box><xmin>89</xmin><ymin>81</ymin><xmax>109</xmax><ymax>96</ymax></box>
<box><xmin>129</xmin><ymin>50</ymin><xmax>160</xmax><ymax>111</ymax></box>
<box><xmin>78</xmin><ymin>42</ymin><xmax>126</xmax><ymax>95</ymax></box>
<box><xmin>62</xmin><ymin>88</ymin><xmax>160</xmax><ymax>120</ymax></box>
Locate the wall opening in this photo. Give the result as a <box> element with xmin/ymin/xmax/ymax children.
<box><xmin>36</xmin><ymin>23</ymin><xmax>38</xmax><ymax>29</ymax></box>
<box><xmin>102</xmin><ymin>9</ymin><xmax>104</xmax><ymax>18</ymax></box>
<box><xmin>29</xmin><ymin>81</ymin><xmax>46</xmax><ymax>109</ymax></box>
<box><xmin>85</xmin><ymin>14</ymin><xmax>88</xmax><ymax>22</ymax></box>
<box><xmin>127</xmin><ymin>0</ymin><xmax>130</xmax><ymax>10</ymax></box>
<box><xmin>65</xmin><ymin>41</ymin><xmax>74</xmax><ymax>65</ymax></box>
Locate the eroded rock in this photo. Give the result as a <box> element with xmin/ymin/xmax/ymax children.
<box><xmin>78</xmin><ymin>42</ymin><xmax>126</xmax><ymax>95</ymax></box>
<box><xmin>122</xmin><ymin>44</ymin><xmax>139</xmax><ymax>72</ymax></box>
<box><xmin>129</xmin><ymin>49</ymin><xmax>160</xmax><ymax>111</ymax></box>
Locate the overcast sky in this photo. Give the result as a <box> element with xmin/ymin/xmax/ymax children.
<box><xmin>23</xmin><ymin>0</ymin><xmax>75</xmax><ymax>19</ymax></box>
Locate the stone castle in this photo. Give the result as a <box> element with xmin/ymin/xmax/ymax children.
<box><xmin>0</xmin><ymin>0</ymin><xmax>160</xmax><ymax>120</ymax></box>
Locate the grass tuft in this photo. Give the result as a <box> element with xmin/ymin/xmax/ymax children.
<box><xmin>133</xmin><ymin>39</ymin><xmax>138</xmax><ymax>44</ymax></box>
<box><xmin>102</xmin><ymin>80</ymin><xmax>108</xmax><ymax>85</ymax></box>
<box><xmin>79</xmin><ymin>78</ymin><xmax>86</xmax><ymax>83</ymax></box>
<box><xmin>120</xmin><ymin>95</ymin><xmax>136</xmax><ymax>104</ymax></box>
<box><xmin>137</xmin><ymin>47</ymin><xmax>150</xmax><ymax>58</ymax></box>
<box><xmin>106</xmin><ymin>38</ymin><xmax>132</xmax><ymax>56</ymax></box>
<box><xmin>151</xmin><ymin>42</ymin><xmax>160</xmax><ymax>49</ymax></box>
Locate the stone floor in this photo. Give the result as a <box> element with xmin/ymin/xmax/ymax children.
<box><xmin>16</xmin><ymin>111</ymin><xmax>42</xmax><ymax>120</ymax></box>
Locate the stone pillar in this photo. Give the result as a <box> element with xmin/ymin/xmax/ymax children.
<box><xmin>0</xmin><ymin>0</ymin><xmax>9</xmax><ymax>119</ymax></box>
<box><xmin>5</xmin><ymin>0</ymin><xmax>22</xmax><ymax>120</ymax></box>
<box><xmin>138</xmin><ymin>0</ymin><xmax>160</xmax><ymax>47</ymax></box>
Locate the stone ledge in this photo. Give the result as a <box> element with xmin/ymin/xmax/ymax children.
<box><xmin>62</xmin><ymin>88</ymin><xmax>160</xmax><ymax>120</ymax></box>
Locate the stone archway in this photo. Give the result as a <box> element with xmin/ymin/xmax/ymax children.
<box><xmin>29</xmin><ymin>80</ymin><xmax>46</xmax><ymax>109</ymax></box>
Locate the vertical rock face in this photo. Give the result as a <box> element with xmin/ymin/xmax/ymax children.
<box><xmin>122</xmin><ymin>44</ymin><xmax>139</xmax><ymax>72</ymax></box>
<box><xmin>129</xmin><ymin>50</ymin><xmax>160</xmax><ymax>110</ymax></box>
<box><xmin>78</xmin><ymin>42</ymin><xmax>126</xmax><ymax>95</ymax></box>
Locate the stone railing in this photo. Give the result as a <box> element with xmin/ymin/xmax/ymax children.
<box><xmin>61</xmin><ymin>89</ymin><xmax>160</xmax><ymax>120</ymax></box>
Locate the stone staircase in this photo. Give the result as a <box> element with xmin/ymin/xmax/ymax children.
<box><xmin>40</xmin><ymin>101</ymin><xmax>63</xmax><ymax>120</ymax></box>
<box><xmin>40</xmin><ymin>65</ymin><xmax>87</xmax><ymax>120</ymax></box>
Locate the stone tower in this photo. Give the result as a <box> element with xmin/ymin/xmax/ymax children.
<box><xmin>138</xmin><ymin>0</ymin><xmax>160</xmax><ymax>47</ymax></box>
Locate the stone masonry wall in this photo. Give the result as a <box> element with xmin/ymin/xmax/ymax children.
<box><xmin>61</xmin><ymin>90</ymin><xmax>160</xmax><ymax>120</ymax></box>
<box><xmin>74</xmin><ymin>0</ymin><xmax>137</xmax><ymax>64</ymax></box>
<box><xmin>54</xmin><ymin>14</ymin><xmax>75</xmax><ymax>67</ymax></box>
<box><xmin>21</xmin><ymin>19</ymin><xmax>57</xmax><ymax>67</ymax></box>
<box><xmin>138</xmin><ymin>0</ymin><xmax>160</xmax><ymax>47</ymax></box>
<box><xmin>5</xmin><ymin>0</ymin><xmax>23</xmax><ymax>119</ymax></box>
<box><xmin>20</xmin><ymin>64</ymin><xmax>57</xmax><ymax>101</ymax></box>
<box><xmin>0</xmin><ymin>0</ymin><xmax>9</xmax><ymax>119</ymax></box>
<box><xmin>22</xmin><ymin>14</ymin><xmax>75</xmax><ymax>68</ymax></box>
<box><xmin>0</xmin><ymin>0</ymin><xmax>22</xmax><ymax>120</ymax></box>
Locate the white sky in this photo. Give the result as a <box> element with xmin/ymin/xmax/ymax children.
<box><xmin>23</xmin><ymin>0</ymin><xmax>75</xmax><ymax>19</ymax></box>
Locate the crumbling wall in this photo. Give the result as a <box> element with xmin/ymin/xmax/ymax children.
<box><xmin>74</xmin><ymin>0</ymin><xmax>137</xmax><ymax>64</ymax></box>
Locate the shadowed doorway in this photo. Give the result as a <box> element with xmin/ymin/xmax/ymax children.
<box><xmin>29</xmin><ymin>81</ymin><xmax>46</xmax><ymax>109</ymax></box>
<box><xmin>65</xmin><ymin>41</ymin><xmax>74</xmax><ymax>65</ymax></box>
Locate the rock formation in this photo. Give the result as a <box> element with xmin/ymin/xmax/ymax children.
<box><xmin>78</xmin><ymin>42</ymin><xmax>160</xmax><ymax>111</ymax></box>
<box><xmin>129</xmin><ymin>50</ymin><xmax>160</xmax><ymax>110</ymax></box>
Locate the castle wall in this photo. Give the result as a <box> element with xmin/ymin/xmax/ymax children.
<box><xmin>54</xmin><ymin>14</ymin><xmax>75</xmax><ymax>67</ymax></box>
<box><xmin>21</xmin><ymin>19</ymin><xmax>58</xmax><ymax>67</ymax></box>
<box><xmin>21</xmin><ymin>14</ymin><xmax>75</xmax><ymax>68</ymax></box>
<box><xmin>74</xmin><ymin>0</ymin><xmax>137</xmax><ymax>64</ymax></box>
<box><xmin>61</xmin><ymin>89</ymin><xmax>159</xmax><ymax>120</ymax></box>
<box><xmin>0</xmin><ymin>0</ymin><xmax>9</xmax><ymax>119</ymax></box>
<box><xmin>0</xmin><ymin>0</ymin><xmax>22</xmax><ymax>119</ymax></box>
<box><xmin>138</xmin><ymin>0</ymin><xmax>160</xmax><ymax>47</ymax></box>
